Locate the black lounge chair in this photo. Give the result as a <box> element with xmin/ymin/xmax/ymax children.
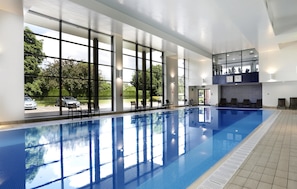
<box><xmin>219</xmin><ymin>98</ymin><xmax>227</xmax><ymax>107</ymax></box>
<box><xmin>242</xmin><ymin>99</ymin><xmax>251</xmax><ymax>108</ymax></box>
<box><xmin>256</xmin><ymin>99</ymin><xmax>262</xmax><ymax>108</ymax></box>
<box><xmin>277</xmin><ymin>98</ymin><xmax>286</xmax><ymax>109</ymax></box>
<box><xmin>230</xmin><ymin>98</ymin><xmax>238</xmax><ymax>107</ymax></box>
<box><xmin>289</xmin><ymin>97</ymin><xmax>297</xmax><ymax>109</ymax></box>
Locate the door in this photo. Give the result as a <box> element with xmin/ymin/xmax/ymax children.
<box><xmin>198</xmin><ymin>89</ymin><xmax>211</xmax><ymax>105</ymax></box>
<box><xmin>198</xmin><ymin>89</ymin><xmax>205</xmax><ymax>105</ymax></box>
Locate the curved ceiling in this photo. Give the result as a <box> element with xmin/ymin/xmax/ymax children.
<box><xmin>23</xmin><ymin>0</ymin><xmax>297</xmax><ymax>62</ymax></box>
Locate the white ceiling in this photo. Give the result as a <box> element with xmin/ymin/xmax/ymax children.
<box><xmin>23</xmin><ymin>0</ymin><xmax>297</xmax><ymax>62</ymax></box>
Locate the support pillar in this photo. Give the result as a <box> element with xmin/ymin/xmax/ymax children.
<box><xmin>165</xmin><ymin>56</ymin><xmax>178</xmax><ymax>106</ymax></box>
<box><xmin>113</xmin><ymin>35</ymin><xmax>123</xmax><ymax>112</ymax></box>
<box><xmin>0</xmin><ymin>0</ymin><xmax>24</xmax><ymax>122</ymax></box>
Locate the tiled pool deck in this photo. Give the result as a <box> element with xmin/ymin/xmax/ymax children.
<box><xmin>189</xmin><ymin>109</ymin><xmax>297</xmax><ymax>189</ymax></box>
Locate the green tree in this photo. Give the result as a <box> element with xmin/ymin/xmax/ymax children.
<box><xmin>42</xmin><ymin>59</ymin><xmax>109</xmax><ymax>97</ymax></box>
<box><xmin>130</xmin><ymin>64</ymin><xmax>162</xmax><ymax>96</ymax></box>
<box><xmin>24</xmin><ymin>27</ymin><xmax>45</xmax><ymax>96</ymax></box>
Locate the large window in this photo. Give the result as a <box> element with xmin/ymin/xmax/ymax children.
<box><xmin>123</xmin><ymin>41</ymin><xmax>164</xmax><ymax>110</ymax></box>
<box><xmin>24</xmin><ymin>12</ymin><xmax>113</xmax><ymax>116</ymax></box>
<box><xmin>212</xmin><ymin>49</ymin><xmax>259</xmax><ymax>76</ymax></box>
<box><xmin>212</xmin><ymin>49</ymin><xmax>259</xmax><ymax>84</ymax></box>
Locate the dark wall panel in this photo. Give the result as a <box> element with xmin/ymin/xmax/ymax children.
<box><xmin>221</xmin><ymin>84</ymin><xmax>262</xmax><ymax>103</ymax></box>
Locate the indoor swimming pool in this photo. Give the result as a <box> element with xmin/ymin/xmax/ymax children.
<box><xmin>0</xmin><ymin>107</ymin><xmax>273</xmax><ymax>189</ymax></box>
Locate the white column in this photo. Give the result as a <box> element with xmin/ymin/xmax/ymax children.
<box><xmin>113</xmin><ymin>35</ymin><xmax>123</xmax><ymax>112</ymax></box>
<box><xmin>0</xmin><ymin>0</ymin><xmax>24</xmax><ymax>122</ymax></box>
<box><xmin>165</xmin><ymin>56</ymin><xmax>178</xmax><ymax>106</ymax></box>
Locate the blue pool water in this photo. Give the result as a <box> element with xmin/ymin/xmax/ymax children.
<box><xmin>0</xmin><ymin>107</ymin><xmax>273</xmax><ymax>189</ymax></box>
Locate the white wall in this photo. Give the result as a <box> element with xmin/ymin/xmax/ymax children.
<box><xmin>188</xmin><ymin>59</ymin><xmax>212</xmax><ymax>86</ymax></box>
<box><xmin>262</xmin><ymin>81</ymin><xmax>297</xmax><ymax>108</ymax></box>
<box><xmin>0</xmin><ymin>1</ymin><xmax>24</xmax><ymax>122</ymax></box>
<box><xmin>260</xmin><ymin>44</ymin><xmax>297</xmax><ymax>107</ymax></box>
<box><xmin>259</xmin><ymin>44</ymin><xmax>297</xmax><ymax>82</ymax></box>
<box><xmin>188</xmin><ymin>59</ymin><xmax>219</xmax><ymax>106</ymax></box>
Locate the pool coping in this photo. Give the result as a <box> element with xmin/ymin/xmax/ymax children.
<box><xmin>187</xmin><ymin>109</ymin><xmax>280</xmax><ymax>189</ymax></box>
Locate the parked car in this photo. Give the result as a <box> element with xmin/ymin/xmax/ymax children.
<box><xmin>24</xmin><ymin>96</ymin><xmax>37</xmax><ymax>110</ymax></box>
<box><xmin>56</xmin><ymin>96</ymin><xmax>80</xmax><ymax>107</ymax></box>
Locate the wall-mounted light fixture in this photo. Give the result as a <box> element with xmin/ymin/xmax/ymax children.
<box><xmin>202</xmin><ymin>78</ymin><xmax>206</xmax><ymax>86</ymax></box>
<box><xmin>268</xmin><ymin>73</ymin><xmax>276</xmax><ymax>82</ymax></box>
<box><xmin>116</xmin><ymin>69</ymin><xmax>122</xmax><ymax>79</ymax></box>
<box><xmin>171</xmin><ymin>75</ymin><xmax>175</xmax><ymax>85</ymax></box>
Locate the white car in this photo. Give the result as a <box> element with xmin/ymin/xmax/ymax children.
<box><xmin>56</xmin><ymin>96</ymin><xmax>80</xmax><ymax>108</ymax></box>
<box><xmin>24</xmin><ymin>96</ymin><xmax>37</xmax><ymax>110</ymax></box>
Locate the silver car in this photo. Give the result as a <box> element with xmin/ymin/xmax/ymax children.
<box><xmin>24</xmin><ymin>96</ymin><xmax>37</xmax><ymax>110</ymax></box>
<box><xmin>56</xmin><ymin>96</ymin><xmax>80</xmax><ymax>108</ymax></box>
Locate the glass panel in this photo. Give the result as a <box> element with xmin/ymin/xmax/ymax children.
<box><xmin>226</xmin><ymin>51</ymin><xmax>241</xmax><ymax>74</ymax></box>
<box><xmin>213</xmin><ymin>54</ymin><xmax>226</xmax><ymax>75</ymax></box>
<box><xmin>99</xmin><ymin>50</ymin><xmax>112</xmax><ymax>66</ymax></box>
<box><xmin>123</xmin><ymin>69</ymin><xmax>135</xmax><ymax>83</ymax></box>
<box><xmin>123</xmin><ymin>55</ymin><xmax>136</xmax><ymax>69</ymax></box>
<box><xmin>226</xmin><ymin>51</ymin><xmax>241</xmax><ymax>64</ymax></box>
<box><xmin>178</xmin><ymin>85</ymin><xmax>185</xmax><ymax>105</ymax></box>
<box><xmin>123</xmin><ymin>82</ymin><xmax>136</xmax><ymax>109</ymax></box>
<box><xmin>242</xmin><ymin>49</ymin><xmax>258</xmax><ymax>62</ymax></box>
<box><xmin>152</xmin><ymin>63</ymin><xmax>162</xmax><ymax>107</ymax></box>
<box><xmin>178</xmin><ymin>59</ymin><xmax>184</xmax><ymax>68</ymax></box>
<box><xmin>138</xmin><ymin>58</ymin><xmax>143</xmax><ymax>70</ymax></box>
<box><xmin>99</xmin><ymin>65</ymin><xmax>112</xmax><ymax>81</ymax></box>
<box><xmin>242</xmin><ymin>49</ymin><xmax>258</xmax><ymax>72</ymax></box>
<box><xmin>24</xmin><ymin>22</ymin><xmax>59</xmax><ymax>38</ymax></box>
<box><xmin>198</xmin><ymin>89</ymin><xmax>205</xmax><ymax>105</ymax></box>
<box><xmin>99</xmin><ymin>81</ymin><xmax>112</xmax><ymax>111</ymax></box>
<box><xmin>226</xmin><ymin>62</ymin><xmax>242</xmax><ymax>74</ymax></box>
<box><xmin>34</xmin><ymin>35</ymin><xmax>59</xmax><ymax>57</ymax></box>
<box><xmin>242</xmin><ymin>62</ymin><xmax>252</xmax><ymax>73</ymax></box>
<box><xmin>62</xmin><ymin>41</ymin><xmax>88</xmax><ymax>61</ymax></box>
<box><xmin>137</xmin><ymin>92</ymin><xmax>143</xmax><ymax>107</ymax></box>
<box><xmin>178</xmin><ymin>67</ymin><xmax>184</xmax><ymax>77</ymax></box>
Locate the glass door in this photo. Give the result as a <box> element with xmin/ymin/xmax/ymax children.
<box><xmin>198</xmin><ymin>89</ymin><xmax>211</xmax><ymax>105</ymax></box>
<box><xmin>198</xmin><ymin>89</ymin><xmax>205</xmax><ymax>105</ymax></box>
